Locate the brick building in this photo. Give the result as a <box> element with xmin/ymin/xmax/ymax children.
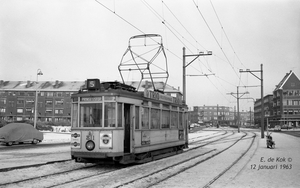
<box><xmin>270</xmin><ymin>71</ymin><xmax>300</xmax><ymax>127</ymax></box>
<box><xmin>254</xmin><ymin>71</ymin><xmax>300</xmax><ymax>128</ymax></box>
<box><xmin>0</xmin><ymin>80</ymin><xmax>181</xmax><ymax>123</ymax></box>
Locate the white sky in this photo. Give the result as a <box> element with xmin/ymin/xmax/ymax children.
<box><xmin>1</xmin><ymin>0</ymin><xmax>300</xmax><ymax>111</ymax></box>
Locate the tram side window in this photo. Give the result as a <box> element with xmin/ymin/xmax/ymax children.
<box><xmin>117</xmin><ymin>103</ymin><xmax>122</xmax><ymax>127</ymax></box>
<box><xmin>162</xmin><ymin>110</ymin><xmax>170</xmax><ymax>128</ymax></box>
<box><xmin>80</xmin><ymin>103</ymin><xmax>102</xmax><ymax>127</ymax></box>
<box><xmin>141</xmin><ymin>107</ymin><xmax>149</xmax><ymax>129</ymax></box>
<box><xmin>104</xmin><ymin>102</ymin><xmax>116</xmax><ymax>127</ymax></box>
<box><xmin>72</xmin><ymin>103</ymin><xmax>78</xmax><ymax>127</ymax></box>
<box><xmin>170</xmin><ymin>111</ymin><xmax>178</xmax><ymax>128</ymax></box>
<box><xmin>151</xmin><ymin>108</ymin><xmax>160</xmax><ymax>129</ymax></box>
<box><xmin>179</xmin><ymin>112</ymin><xmax>183</xmax><ymax>128</ymax></box>
<box><xmin>135</xmin><ymin>106</ymin><xmax>139</xmax><ymax>129</ymax></box>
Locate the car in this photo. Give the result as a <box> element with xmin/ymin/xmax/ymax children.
<box><xmin>274</xmin><ymin>125</ymin><xmax>281</xmax><ymax>131</ymax></box>
<box><xmin>281</xmin><ymin>124</ymin><xmax>293</xmax><ymax>130</ymax></box>
<box><xmin>0</xmin><ymin>123</ymin><xmax>43</xmax><ymax>146</ymax></box>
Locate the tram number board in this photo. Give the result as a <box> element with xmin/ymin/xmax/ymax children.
<box><xmin>81</xmin><ymin>97</ymin><xmax>102</xmax><ymax>102</ymax></box>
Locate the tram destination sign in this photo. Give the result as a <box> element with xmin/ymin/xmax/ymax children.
<box><xmin>81</xmin><ymin>97</ymin><xmax>102</xmax><ymax>101</ymax></box>
<box><xmin>144</xmin><ymin>90</ymin><xmax>181</xmax><ymax>104</ymax></box>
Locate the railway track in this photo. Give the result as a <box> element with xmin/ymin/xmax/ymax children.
<box><xmin>0</xmin><ymin>162</ymin><xmax>124</xmax><ymax>188</ymax></box>
<box><xmin>0</xmin><ymin>130</ymin><xmax>224</xmax><ymax>173</ymax></box>
<box><xmin>0</xmin><ymin>130</ymin><xmax>256</xmax><ymax>188</ymax></box>
<box><xmin>113</xmin><ymin>132</ymin><xmax>256</xmax><ymax>188</ymax></box>
<box><xmin>55</xmin><ymin>131</ymin><xmax>255</xmax><ymax>187</ymax></box>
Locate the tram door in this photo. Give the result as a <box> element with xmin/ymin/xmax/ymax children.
<box><xmin>124</xmin><ymin>103</ymin><xmax>131</xmax><ymax>153</ymax></box>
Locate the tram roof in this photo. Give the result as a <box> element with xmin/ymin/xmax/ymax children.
<box><xmin>0</xmin><ymin>80</ymin><xmax>182</xmax><ymax>94</ymax></box>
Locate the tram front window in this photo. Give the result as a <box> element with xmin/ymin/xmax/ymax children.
<box><xmin>80</xmin><ymin>103</ymin><xmax>102</xmax><ymax>127</ymax></box>
<box><xmin>104</xmin><ymin>102</ymin><xmax>116</xmax><ymax>127</ymax></box>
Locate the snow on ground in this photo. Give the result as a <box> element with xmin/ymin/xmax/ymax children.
<box><xmin>1</xmin><ymin>129</ymin><xmax>300</xmax><ymax>188</ymax></box>
<box><xmin>212</xmin><ymin>131</ymin><xmax>300</xmax><ymax>188</ymax></box>
<box><xmin>42</xmin><ymin>132</ymin><xmax>71</xmax><ymax>143</ymax></box>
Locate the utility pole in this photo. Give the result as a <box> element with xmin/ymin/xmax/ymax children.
<box><xmin>239</xmin><ymin>64</ymin><xmax>264</xmax><ymax>138</ymax></box>
<box><xmin>227</xmin><ymin>86</ymin><xmax>249</xmax><ymax>133</ymax></box>
<box><xmin>182</xmin><ymin>47</ymin><xmax>212</xmax><ymax>105</ymax></box>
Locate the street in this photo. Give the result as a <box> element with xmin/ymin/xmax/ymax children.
<box><xmin>0</xmin><ymin>128</ymin><xmax>299</xmax><ymax>188</ymax></box>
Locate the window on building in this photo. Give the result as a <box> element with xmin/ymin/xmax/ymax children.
<box><xmin>55</xmin><ymin>109</ymin><xmax>64</xmax><ymax>114</ymax></box>
<box><xmin>17</xmin><ymin>108</ymin><xmax>23</xmax><ymax>113</ymax></box>
<box><xmin>26</xmin><ymin>108</ymin><xmax>33</xmax><ymax>112</ymax></box>
<box><xmin>0</xmin><ymin>108</ymin><xmax>5</xmax><ymax>113</ymax></box>
<box><xmin>55</xmin><ymin>99</ymin><xmax>64</xmax><ymax>106</ymax></box>
<box><xmin>17</xmin><ymin>99</ymin><xmax>24</xmax><ymax>104</ymax></box>
<box><xmin>288</xmin><ymin>110</ymin><xmax>293</xmax><ymax>115</ymax></box>
<box><xmin>0</xmin><ymin>98</ymin><xmax>6</xmax><ymax>104</ymax></box>
<box><xmin>46</xmin><ymin>100</ymin><xmax>53</xmax><ymax>105</ymax></box>
<box><xmin>47</xmin><ymin>92</ymin><xmax>53</xmax><ymax>97</ymax></box>
<box><xmin>45</xmin><ymin>109</ymin><xmax>53</xmax><ymax>114</ymax></box>
<box><xmin>26</xmin><ymin>99</ymin><xmax>35</xmax><ymax>105</ymax></box>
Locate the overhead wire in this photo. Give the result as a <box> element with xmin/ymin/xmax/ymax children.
<box><xmin>192</xmin><ymin>0</ymin><xmax>245</xmax><ymax>86</ymax></box>
<box><xmin>210</xmin><ymin>0</ymin><xmax>247</xmax><ymax>70</ymax></box>
<box><xmin>95</xmin><ymin>0</ymin><xmax>250</xmax><ymax>108</ymax></box>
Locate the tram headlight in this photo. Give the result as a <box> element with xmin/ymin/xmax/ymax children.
<box><xmin>85</xmin><ymin>140</ymin><xmax>95</xmax><ymax>151</ymax></box>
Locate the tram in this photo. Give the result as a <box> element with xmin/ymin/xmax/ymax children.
<box><xmin>70</xmin><ymin>79</ymin><xmax>188</xmax><ymax>164</ymax></box>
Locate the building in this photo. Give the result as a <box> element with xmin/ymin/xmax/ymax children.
<box><xmin>0</xmin><ymin>80</ymin><xmax>182</xmax><ymax>123</ymax></box>
<box><xmin>253</xmin><ymin>94</ymin><xmax>274</xmax><ymax>128</ymax></box>
<box><xmin>270</xmin><ymin>71</ymin><xmax>300</xmax><ymax>127</ymax></box>
<box><xmin>254</xmin><ymin>71</ymin><xmax>300</xmax><ymax>128</ymax></box>
<box><xmin>239</xmin><ymin>110</ymin><xmax>254</xmax><ymax>127</ymax></box>
<box><xmin>0</xmin><ymin>80</ymin><xmax>84</xmax><ymax>123</ymax></box>
<box><xmin>190</xmin><ymin>105</ymin><xmax>234</xmax><ymax>126</ymax></box>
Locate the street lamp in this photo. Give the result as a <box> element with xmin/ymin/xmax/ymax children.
<box><xmin>34</xmin><ymin>69</ymin><xmax>43</xmax><ymax>129</ymax></box>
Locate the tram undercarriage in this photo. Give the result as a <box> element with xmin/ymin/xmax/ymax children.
<box><xmin>72</xmin><ymin>145</ymin><xmax>185</xmax><ymax>164</ymax></box>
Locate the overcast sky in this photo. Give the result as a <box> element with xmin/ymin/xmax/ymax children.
<box><xmin>1</xmin><ymin>0</ymin><xmax>300</xmax><ymax>111</ymax></box>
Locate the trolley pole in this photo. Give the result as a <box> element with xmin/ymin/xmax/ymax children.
<box><xmin>239</xmin><ymin>64</ymin><xmax>264</xmax><ymax>138</ymax></box>
<box><xmin>182</xmin><ymin>47</ymin><xmax>212</xmax><ymax>105</ymax></box>
<box><xmin>227</xmin><ymin>87</ymin><xmax>249</xmax><ymax>133</ymax></box>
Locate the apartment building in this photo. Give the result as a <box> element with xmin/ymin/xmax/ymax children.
<box><xmin>190</xmin><ymin>105</ymin><xmax>235</xmax><ymax>126</ymax></box>
<box><xmin>0</xmin><ymin>80</ymin><xmax>182</xmax><ymax>123</ymax></box>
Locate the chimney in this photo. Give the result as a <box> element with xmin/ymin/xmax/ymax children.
<box><xmin>26</xmin><ymin>80</ymin><xmax>31</xmax><ymax>88</ymax></box>
<box><xmin>54</xmin><ymin>80</ymin><xmax>59</xmax><ymax>88</ymax></box>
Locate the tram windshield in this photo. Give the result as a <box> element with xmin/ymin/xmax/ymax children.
<box><xmin>72</xmin><ymin>102</ymin><xmax>121</xmax><ymax>128</ymax></box>
<box><xmin>80</xmin><ymin>103</ymin><xmax>103</xmax><ymax>127</ymax></box>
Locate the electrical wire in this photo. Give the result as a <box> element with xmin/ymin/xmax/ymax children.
<box><xmin>209</xmin><ymin>0</ymin><xmax>247</xmax><ymax>70</ymax></box>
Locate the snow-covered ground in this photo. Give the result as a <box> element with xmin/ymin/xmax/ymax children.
<box><xmin>1</xmin><ymin>129</ymin><xmax>299</xmax><ymax>188</ymax></box>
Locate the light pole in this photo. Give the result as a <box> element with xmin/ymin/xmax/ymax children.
<box><xmin>227</xmin><ymin>86</ymin><xmax>249</xmax><ymax>133</ymax></box>
<box><xmin>34</xmin><ymin>69</ymin><xmax>43</xmax><ymax>129</ymax></box>
<box><xmin>239</xmin><ymin>64</ymin><xmax>264</xmax><ymax>138</ymax></box>
<box><xmin>183</xmin><ymin>47</ymin><xmax>212</xmax><ymax>105</ymax></box>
